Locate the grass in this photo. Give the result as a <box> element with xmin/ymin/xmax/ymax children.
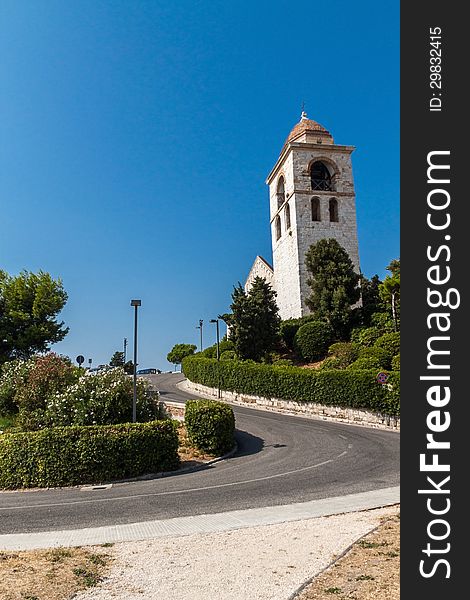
<box><xmin>0</xmin><ymin>546</ymin><xmax>112</xmax><ymax>600</ymax></box>
<box><xmin>296</xmin><ymin>512</ymin><xmax>400</xmax><ymax>600</ymax></box>
<box><xmin>45</xmin><ymin>549</ymin><xmax>73</xmax><ymax>563</ymax></box>
<box><xmin>357</xmin><ymin>540</ymin><xmax>389</xmax><ymax>549</ymax></box>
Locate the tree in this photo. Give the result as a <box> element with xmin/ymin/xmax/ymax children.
<box><xmin>304</xmin><ymin>239</ymin><xmax>360</xmax><ymax>338</ymax></box>
<box><xmin>229</xmin><ymin>277</ymin><xmax>280</xmax><ymax>361</ymax></box>
<box><xmin>379</xmin><ymin>259</ymin><xmax>400</xmax><ymax>330</ymax></box>
<box><xmin>167</xmin><ymin>343</ymin><xmax>197</xmax><ymax>367</ymax></box>
<box><xmin>123</xmin><ymin>360</ymin><xmax>134</xmax><ymax>375</ymax></box>
<box><xmin>356</xmin><ymin>274</ymin><xmax>382</xmax><ymax>326</ymax></box>
<box><xmin>109</xmin><ymin>351</ymin><xmax>125</xmax><ymax>368</ymax></box>
<box><xmin>0</xmin><ymin>270</ymin><xmax>69</xmax><ymax>363</ymax></box>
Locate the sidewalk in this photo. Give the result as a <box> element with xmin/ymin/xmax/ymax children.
<box><xmin>1</xmin><ymin>486</ymin><xmax>399</xmax><ymax>551</ymax></box>
<box><xmin>73</xmin><ymin>505</ymin><xmax>399</xmax><ymax>600</ymax></box>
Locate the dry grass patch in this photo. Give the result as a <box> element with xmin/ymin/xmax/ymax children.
<box><xmin>296</xmin><ymin>514</ymin><xmax>400</xmax><ymax>600</ymax></box>
<box><xmin>177</xmin><ymin>423</ymin><xmax>217</xmax><ymax>465</ymax></box>
<box><xmin>0</xmin><ymin>546</ymin><xmax>113</xmax><ymax>600</ymax></box>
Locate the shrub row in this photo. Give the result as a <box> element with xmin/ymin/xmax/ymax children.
<box><xmin>185</xmin><ymin>399</ymin><xmax>235</xmax><ymax>454</ymax></box>
<box><xmin>0</xmin><ymin>420</ymin><xmax>179</xmax><ymax>489</ymax></box>
<box><xmin>182</xmin><ymin>356</ymin><xmax>400</xmax><ymax>416</ymax></box>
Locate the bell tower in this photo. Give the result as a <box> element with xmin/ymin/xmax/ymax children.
<box><xmin>266</xmin><ymin>112</ymin><xmax>360</xmax><ymax>320</ymax></box>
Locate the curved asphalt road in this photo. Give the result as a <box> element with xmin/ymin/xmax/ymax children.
<box><xmin>0</xmin><ymin>373</ymin><xmax>399</xmax><ymax>535</ymax></box>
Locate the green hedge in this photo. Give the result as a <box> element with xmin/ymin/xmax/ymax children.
<box><xmin>185</xmin><ymin>399</ymin><xmax>235</xmax><ymax>454</ymax></box>
<box><xmin>182</xmin><ymin>356</ymin><xmax>400</xmax><ymax>416</ymax></box>
<box><xmin>0</xmin><ymin>420</ymin><xmax>180</xmax><ymax>489</ymax></box>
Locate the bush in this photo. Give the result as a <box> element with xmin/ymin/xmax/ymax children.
<box><xmin>371</xmin><ymin>312</ymin><xmax>396</xmax><ymax>333</ymax></box>
<box><xmin>280</xmin><ymin>315</ymin><xmax>316</xmax><ymax>350</ymax></box>
<box><xmin>351</xmin><ymin>327</ymin><xmax>382</xmax><ymax>347</ymax></box>
<box><xmin>33</xmin><ymin>368</ymin><xmax>158</xmax><ymax>430</ymax></box>
<box><xmin>219</xmin><ymin>339</ymin><xmax>235</xmax><ymax>354</ymax></box>
<box><xmin>0</xmin><ymin>354</ymin><xmax>77</xmax><ymax>417</ymax></box>
<box><xmin>357</xmin><ymin>346</ymin><xmax>390</xmax><ymax>369</ymax></box>
<box><xmin>201</xmin><ymin>346</ymin><xmax>216</xmax><ymax>358</ymax></box>
<box><xmin>392</xmin><ymin>354</ymin><xmax>400</xmax><ymax>371</ymax></box>
<box><xmin>182</xmin><ymin>356</ymin><xmax>400</xmax><ymax>416</ymax></box>
<box><xmin>327</xmin><ymin>342</ymin><xmax>360</xmax><ymax>368</ymax></box>
<box><xmin>348</xmin><ymin>357</ymin><xmax>384</xmax><ymax>370</ymax></box>
<box><xmin>318</xmin><ymin>357</ymin><xmax>345</xmax><ymax>370</ymax></box>
<box><xmin>374</xmin><ymin>332</ymin><xmax>400</xmax><ymax>361</ymax></box>
<box><xmin>0</xmin><ymin>359</ymin><xmax>32</xmax><ymax>416</ymax></box>
<box><xmin>294</xmin><ymin>321</ymin><xmax>333</xmax><ymax>362</ymax></box>
<box><xmin>0</xmin><ymin>420</ymin><xmax>179</xmax><ymax>489</ymax></box>
<box><xmin>185</xmin><ymin>399</ymin><xmax>235</xmax><ymax>454</ymax></box>
<box><xmin>272</xmin><ymin>358</ymin><xmax>294</xmax><ymax>367</ymax></box>
<box><xmin>220</xmin><ymin>350</ymin><xmax>237</xmax><ymax>361</ymax></box>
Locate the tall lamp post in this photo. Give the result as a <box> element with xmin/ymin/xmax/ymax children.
<box><xmin>210</xmin><ymin>318</ymin><xmax>220</xmax><ymax>398</ymax></box>
<box><xmin>130</xmin><ymin>300</ymin><xmax>141</xmax><ymax>422</ymax></box>
<box><xmin>196</xmin><ymin>319</ymin><xmax>204</xmax><ymax>352</ymax></box>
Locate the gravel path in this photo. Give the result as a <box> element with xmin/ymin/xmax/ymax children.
<box><xmin>74</xmin><ymin>506</ymin><xmax>397</xmax><ymax>600</ymax></box>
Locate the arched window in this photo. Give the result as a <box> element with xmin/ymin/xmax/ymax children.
<box><xmin>277</xmin><ymin>176</ymin><xmax>286</xmax><ymax>209</ymax></box>
<box><xmin>285</xmin><ymin>203</ymin><xmax>291</xmax><ymax>230</ymax></box>
<box><xmin>311</xmin><ymin>197</ymin><xmax>321</xmax><ymax>221</ymax></box>
<box><xmin>329</xmin><ymin>198</ymin><xmax>339</xmax><ymax>222</ymax></box>
<box><xmin>310</xmin><ymin>161</ymin><xmax>333</xmax><ymax>191</ymax></box>
<box><xmin>275</xmin><ymin>215</ymin><xmax>282</xmax><ymax>241</ymax></box>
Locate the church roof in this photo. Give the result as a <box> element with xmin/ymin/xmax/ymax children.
<box><xmin>286</xmin><ymin>112</ymin><xmax>333</xmax><ymax>144</ymax></box>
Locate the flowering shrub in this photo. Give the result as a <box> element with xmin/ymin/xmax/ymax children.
<box><xmin>0</xmin><ymin>353</ymin><xmax>159</xmax><ymax>430</ymax></box>
<box><xmin>15</xmin><ymin>353</ymin><xmax>78</xmax><ymax>413</ymax></box>
<box><xmin>0</xmin><ymin>358</ymin><xmax>34</xmax><ymax>416</ymax></box>
<box><xmin>42</xmin><ymin>368</ymin><xmax>158</xmax><ymax>428</ymax></box>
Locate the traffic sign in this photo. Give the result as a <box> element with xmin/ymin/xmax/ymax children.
<box><xmin>376</xmin><ymin>371</ymin><xmax>389</xmax><ymax>385</ymax></box>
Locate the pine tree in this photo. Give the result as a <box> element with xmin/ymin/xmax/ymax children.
<box><xmin>304</xmin><ymin>239</ymin><xmax>360</xmax><ymax>338</ymax></box>
<box><xmin>229</xmin><ymin>277</ymin><xmax>280</xmax><ymax>361</ymax></box>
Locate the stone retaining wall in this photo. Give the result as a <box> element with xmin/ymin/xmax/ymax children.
<box><xmin>181</xmin><ymin>380</ymin><xmax>399</xmax><ymax>431</ymax></box>
<box><xmin>159</xmin><ymin>401</ymin><xmax>185</xmax><ymax>421</ymax></box>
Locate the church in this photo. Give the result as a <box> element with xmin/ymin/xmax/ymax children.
<box><xmin>245</xmin><ymin>112</ymin><xmax>360</xmax><ymax>320</ymax></box>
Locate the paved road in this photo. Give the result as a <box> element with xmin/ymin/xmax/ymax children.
<box><xmin>0</xmin><ymin>373</ymin><xmax>399</xmax><ymax>535</ymax></box>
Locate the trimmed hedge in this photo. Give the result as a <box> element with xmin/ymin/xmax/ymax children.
<box><xmin>182</xmin><ymin>356</ymin><xmax>400</xmax><ymax>416</ymax></box>
<box><xmin>185</xmin><ymin>399</ymin><xmax>235</xmax><ymax>454</ymax></box>
<box><xmin>0</xmin><ymin>420</ymin><xmax>180</xmax><ymax>489</ymax></box>
<box><xmin>392</xmin><ymin>353</ymin><xmax>400</xmax><ymax>371</ymax></box>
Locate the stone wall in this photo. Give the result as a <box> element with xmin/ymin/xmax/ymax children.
<box><xmin>181</xmin><ymin>379</ymin><xmax>400</xmax><ymax>431</ymax></box>
<box><xmin>159</xmin><ymin>401</ymin><xmax>185</xmax><ymax>421</ymax></box>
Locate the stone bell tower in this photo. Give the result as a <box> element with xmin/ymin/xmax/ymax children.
<box><xmin>266</xmin><ymin>112</ymin><xmax>360</xmax><ymax>320</ymax></box>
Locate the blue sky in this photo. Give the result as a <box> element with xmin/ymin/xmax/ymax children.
<box><xmin>0</xmin><ymin>1</ymin><xmax>399</xmax><ymax>370</ymax></box>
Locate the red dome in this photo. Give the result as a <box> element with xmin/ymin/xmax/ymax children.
<box><xmin>286</xmin><ymin>113</ymin><xmax>333</xmax><ymax>143</ymax></box>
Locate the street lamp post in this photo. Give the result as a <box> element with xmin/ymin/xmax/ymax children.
<box><xmin>196</xmin><ymin>319</ymin><xmax>204</xmax><ymax>352</ymax></box>
<box><xmin>210</xmin><ymin>318</ymin><xmax>220</xmax><ymax>398</ymax></box>
<box><xmin>130</xmin><ymin>300</ymin><xmax>141</xmax><ymax>423</ymax></box>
